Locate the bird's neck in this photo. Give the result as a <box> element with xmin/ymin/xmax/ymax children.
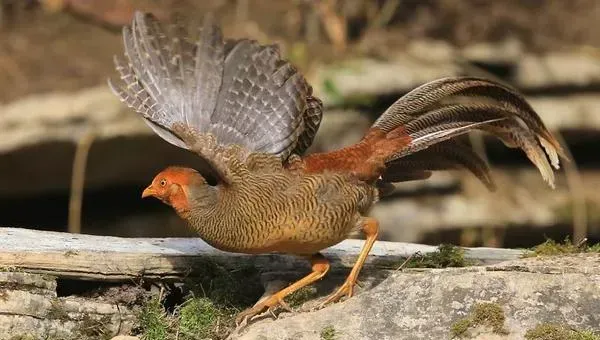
<box><xmin>170</xmin><ymin>178</ymin><xmax>219</xmax><ymax>220</ymax></box>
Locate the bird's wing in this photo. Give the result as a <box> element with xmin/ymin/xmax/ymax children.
<box><xmin>109</xmin><ymin>11</ymin><xmax>323</xmax><ymax>166</ymax></box>
<box><xmin>374</xmin><ymin>77</ymin><xmax>565</xmax><ymax>189</ymax></box>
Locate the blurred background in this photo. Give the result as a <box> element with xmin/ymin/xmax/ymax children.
<box><xmin>1</xmin><ymin>0</ymin><xmax>599</xmax><ymax>249</ymax></box>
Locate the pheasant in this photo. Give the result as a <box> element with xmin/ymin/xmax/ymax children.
<box><xmin>109</xmin><ymin>12</ymin><xmax>565</xmax><ymax>323</ymax></box>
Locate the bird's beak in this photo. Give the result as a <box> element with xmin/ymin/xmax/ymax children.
<box><xmin>142</xmin><ymin>185</ymin><xmax>155</xmax><ymax>198</ymax></box>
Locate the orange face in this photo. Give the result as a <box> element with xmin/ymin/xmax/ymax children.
<box><xmin>142</xmin><ymin>174</ymin><xmax>174</xmax><ymax>202</ymax></box>
<box><xmin>141</xmin><ymin>167</ymin><xmax>201</xmax><ymax>213</ymax></box>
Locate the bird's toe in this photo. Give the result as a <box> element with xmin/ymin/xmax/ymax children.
<box><xmin>317</xmin><ymin>281</ymin><xmax>355</xmax><ymax>309</ymax></box>
<box><xmin>235</xmin><ymin>294</ymin><xmax>292</xmax><ymax>325</ymax></box>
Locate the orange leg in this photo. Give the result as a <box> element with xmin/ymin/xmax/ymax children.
<box><xmin>319</xmin><ymin>217</ymin><xmax>379</xmax><ymax>307</ymax></box>
<box><xmin>235</xmin><ymin>253</ymin><xmax>330</xmax><ymax>324</ymax></box>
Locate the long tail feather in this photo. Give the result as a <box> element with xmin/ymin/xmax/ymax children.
<box><xmin>383</xmin><ymin>138</ymin><xmax>496</xmax><ymax>191</ymax></box>
<box><xmin>372</xmin><ymin>76</ymin><xmax>564</xmax><ymax>189</ymax></box>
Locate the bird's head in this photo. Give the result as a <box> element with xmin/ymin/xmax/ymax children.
<box><xmin>142</xmin><ymin>166</ymin><xmax>211</xmax><ymax>217</ymax></box>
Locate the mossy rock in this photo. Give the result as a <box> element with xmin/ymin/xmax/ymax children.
<box><xmin>524</xmin><ymin>237</ymin><xmax>600</xmax><ymax>258</ymax></box>
<box><xmin>525</xmin><ymin>323</ymin><xmax>600</xmax><ymax>340</ymax></box>
<box><xmin>135</xmin><ymin>260</ymin><xmax>264</xmax><ymax>340</ymax></box>
<box><xmin>404</xmin><ymin>244</ymin><xmax>474</xmax><ymax>269</ymax></box>
<box><xmin>451</xmin><ymin>302</ymin><xmax>508</xmax><ymax>338</ymax></box>
<box><xmin>320</xmin><ymin>325</ymin><xmax>337</xmax><ymax>340</ymax></box>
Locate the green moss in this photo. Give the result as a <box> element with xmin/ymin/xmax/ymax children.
<box><xmin>524</xmin><ymin>237</ymin><xmax>600</xmax><ymax>257</ymax></box>
<box><xmin>138</xmin><ymin>297</ymin><xmax>170</xmax><ymax>340</ymax></box>
<box><xmin>320</xmin><ymin>325</ymin><xmax>337</xmax><ymax>340</ymax></box>
<box><xmin>450</xmin><ymin>302</ymin><xmax>508</xmax><ymax>338</ymax></box>
<box><xmin>178</xmin><ymin>298</ymin><xmax>223</xmax><ymax>339</ymax></box>
<box><xmin>589</xmin><ymin>243</ymin><xmax>600</xmax><ymax>252</ymax></box>
<box><xmin>285</xmin><ymin>286</ymin><xmax>318</xmax><ymax>308</ymax></box>
<box><xmin>471</xmin><ymin>303</ymin><xmax>508</xmax><ymax>334</ymax></box>
<box><xmin>405</xmin><ymin>244</ymin><xmax>474</xmax><ymax>269</ymax></box>
<box><xmin>525</xmin><ymin>323</ymin><xmax>600</xmax><ymax>340</ymax></box>
<box><xmin>450</xmin><ymin>318</ymin><xmax>472</xmax><ymax>337</ymax></box>
<box><xmin>136</xmin><ymin>261</ymin><xmax>263</xmax><ymax>340</ymax></box>
<box><xmin>138</xmin><ymin>295</ymin><xmax>238</xmax><ymax>340</ymax></box>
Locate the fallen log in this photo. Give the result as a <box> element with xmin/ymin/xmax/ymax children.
<box><xmin>0</xmin><ymin>227</ymin><xmax>525</xmax><ymax>281</ymax></box>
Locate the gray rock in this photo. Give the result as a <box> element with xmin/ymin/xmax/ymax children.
<box><xmin>0</xmin><ymin>271</ymin><xmax>141</xmax><ymax>340</ymax></box>
<box><xmin>233</xmin><ymin>254</ymin><xmax>600</xmax><ymax>340</ymax></box>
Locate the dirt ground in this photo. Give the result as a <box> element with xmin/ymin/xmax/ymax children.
<box><xmin>1</xmin><ymin>0</ymin><xmax>600</xmax><ymax>103</ymax></box>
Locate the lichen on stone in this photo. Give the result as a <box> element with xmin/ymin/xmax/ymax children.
<box><xmin>320</xmin><ymin>325</ymin><xmax>337</xmax><ymax>340</ymax></box>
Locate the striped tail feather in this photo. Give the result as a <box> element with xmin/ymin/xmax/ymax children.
<box><xmin>373</xmin><ymin>76</ymin><xmax>565</xmax><ymax>189</ymax></box>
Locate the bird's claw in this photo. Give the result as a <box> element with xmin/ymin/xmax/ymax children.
<box><xmin>317</xmin><ymin>280</ymin><xmax>355</xmax><ymax>309</ymax></box>
<box><xmin>234</xmin><ymin>294</ymin><xmax>294</xmax><ymax>325</ymax></box>
<box><xmin>278</xmin><ymin>299</ymin><xmax>293</xmax><ymax>313</ymax></box>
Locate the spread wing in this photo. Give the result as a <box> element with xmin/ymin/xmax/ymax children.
<box><xmin>108</xmin><ymin>11</ymin><xmax>323</xmax><ymax>181</ymax></box>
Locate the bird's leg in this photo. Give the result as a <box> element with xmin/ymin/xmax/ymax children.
<box><xmin>235</xmin><ymin>253</ymin><xmax>330</xmax><ymax>324</ymax></box>
<box><xmin>319</xmin><ymin>217</ymin><xmax>379</xmax><ymax>307</ymax></box>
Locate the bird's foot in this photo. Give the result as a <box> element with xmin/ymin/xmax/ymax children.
<box><xmin>317</xmin><ymin>279</ymin><xmax>355</xmax><ymax>309</ymax></box>
<box><xmin>235</xmin><ymin>294</ymin><xmax>293</xmax><ymax>325</ymax></box>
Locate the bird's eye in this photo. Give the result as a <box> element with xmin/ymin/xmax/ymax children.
<box><xmin>160</xmin><ymin>179</ymin><xmax>167</xmax><ymax>187</ymax></box>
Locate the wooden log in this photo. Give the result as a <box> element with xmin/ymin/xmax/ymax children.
<box><xmin>0</xmin><ymin>228</ymin><xmax>525</xmax><ymax>281</ymax></box>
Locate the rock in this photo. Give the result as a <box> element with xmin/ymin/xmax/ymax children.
<box><xmin>0</xmin><ymin>271</ymin><xmax>141</xmax><ymax>340</ymax></box>
<box><xmin>233</xmin><ymin>254</ymin><xmax>600</xmax><ymax>340</ymax></box>
<box><xmin>2</xmin><ymin>229</ymin><xmax>598</xmax><ymax>339</ymax></box>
